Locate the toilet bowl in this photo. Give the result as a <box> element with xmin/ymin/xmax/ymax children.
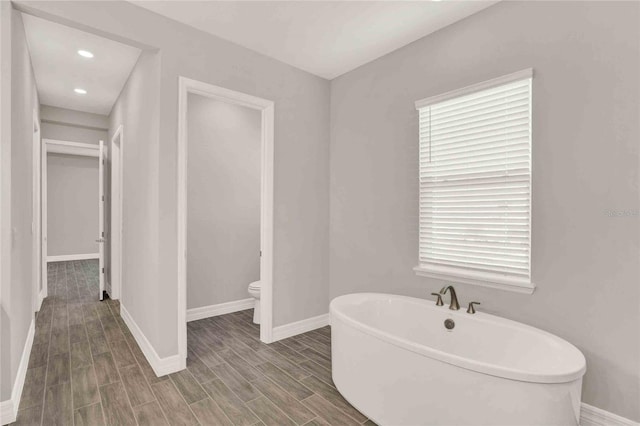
<box><xmin>248</xmin><ymin>281</ymin><xmax>261</xmax><ymax>324</ymax></box>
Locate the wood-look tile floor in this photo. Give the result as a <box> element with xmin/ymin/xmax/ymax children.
<box><xmin>14</xmin><ymin>260</ymin><xmax>374</xmax><ymax>426</ymax></box>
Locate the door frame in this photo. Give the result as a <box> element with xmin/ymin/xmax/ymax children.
<box><xmin>109</xmin><ymin>125</ymin><xmax>124</xmax><ymax>301</ymax></box>
<box><xmin>41</xmin><ymin>139</ymin><xmax>100</xmax><ymax>300</ymax></box>
<box><xmin>177</xmin><ymin>77</ymin><xmax>275</xmax><ymax>365</ymax></box>
<box><xmin>98</xmin><ymin>140</ymin><xmax>105</xmax><ymax>301</ymax></box>
<box><xmin>32</xmin><ymin>110</ymin><xmax>42</xmax><ymax>311</ymax></box>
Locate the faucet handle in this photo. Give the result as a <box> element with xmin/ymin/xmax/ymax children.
<box><xmin>467</xmin><ymin>302</ymin><xmax>481</xmax><ymax>314</ymax></box>
<box><xmin>431</xmin><ymin>293</ymin><xmax>444</xmax><ymax>306</ymax></box>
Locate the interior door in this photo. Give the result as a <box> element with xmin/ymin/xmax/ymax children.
<box><xmin>98</xmin><ymin>140</ymin><xmax>105</xmax><ymax>300</ymax></box>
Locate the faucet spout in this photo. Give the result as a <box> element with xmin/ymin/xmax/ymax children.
<box><xmin>441</xmin><ymin>286</ymin><xmax>460</xmax><ymax>311</ymax></box>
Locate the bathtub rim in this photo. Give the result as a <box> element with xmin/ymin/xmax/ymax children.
<box><xmin>330</xmin><ymin>292</ymin><xmax>586</xmax><ymax>384</ymax></box>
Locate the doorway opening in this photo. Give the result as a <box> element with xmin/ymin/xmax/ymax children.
<box><xmin>177</xmin><ymin>78</ymin><xmax>275</xmax><ymax>366</ymax></box>
<box><xmin>40</xmin><ymin>139</ymin><xmax>104</xmax><ymax>300</ymax></box>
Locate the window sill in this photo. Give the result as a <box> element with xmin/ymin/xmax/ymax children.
<box><xmin>413</xmin><ymin>265</ymin><xmax>535</xmax><ymax>295</ymax></box>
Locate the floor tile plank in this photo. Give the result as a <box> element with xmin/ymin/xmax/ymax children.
<box><xmin>169</xmin><ymin>369</ymin><xmax>208</xmax><ymax>404</ymax></box>
<box><xmin>13</xmin><ymin>405</ymin><xmax>43</xmax><ymax>426</ymax></box>
<box><xmin>70</xmin><ymin>340</ymin><xmax>92</xmax><ymax>370</ymax></box>
<box><xmin>298</xmin><ymin>360</ymin><xmax>334</xmax><ymax>387</ymax></box>
<box><xmin>300</xmin><ymin>375</ymin><xmax>367</xmax><ymax>423</ymax></box>
<box><xmin>200</xmin><ymin>379</ymin><xmax>260</xmax><ymax>426</ymax></box>
<box><xmin>93</xmin><ymin>352</ymin><xmax>120</xmax><ymax>386</ymax></box>
<box><xmin>74</xmin><ymin>402</ymin><xmax>105</xmax><ymax>426</ymax></box>
<box><xmin>151</xmin><ymin>379</ymin><xmax>199</xmax><ymax>426</ymax></box>
<box><xmin>251</xmin><ymin>376</ymin><xmax>316</xmax><ymax>425</ymax></box>
<box><xmin>120</xmin><ymin>364</ymin><xmax>156</xmax><ymax>407</ymax></box>
<box><xmin>190</xmin><ymin>397</ymin><xmax>234</xmax><ymax>426</ymax></box>
<box><xmin>210</xmin><ymin>362</ymin><xmax>262</xmax><ymax>402</ymax></box>
<box><xmin>299</xmin><ymin>348</ymin><xmax>331</xmax><ymax>370</ymax></box>
<box><xmin>72</xmin><ymin>365</ymin><xmax>101</xmax><ymax>409</ymax></box>
<box><xmin>247</xmin><ymin>396</ymin><xmax>296</xmax><ymax>426</ymax></box>
<box><xmin>301</xmin><ymin>394</ymin><xmax>360</xmax><ymax>426</ymax></box>
<box><xmin>43</xmin><ymin>382</ymin><xmax>73</xmax><ymax>426</ymax></box>
<box><xmin>109</xmin><ymin>338</ymin><xmax>137</xmax><ymax>368</ymax></box>
<box><xmin>27</xmin><ymin>343</ymin><xmax>49</xmax><ymax>369</ymax></box>
<box><xmin>255</xmin><ymin>362</ymin><xmax>312</xmax><ymax>401</ymax></box>
<box><xmin>99</xmin><ymin>382</ymin><xmax>137</xmax><ymax>426</ymax></box>
<box><xmin>133</xmin><ymin>401</ymin><xmax>170</xmax><ymax>426</ymax></box>
<box><xmin>46</xmin><ymin>353</ymin><xmax>70</xmax><ymax>387</ymax></box>
<box><xmin>19</xmin><ymin>366</ymin><xmax>47</xmax><ymax>410</ymax></box>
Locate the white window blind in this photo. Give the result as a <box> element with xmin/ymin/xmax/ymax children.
<box><xmin>415</xmin><ymin>69</ymin><xmax>533</xmax><ymax>292</ymax></box>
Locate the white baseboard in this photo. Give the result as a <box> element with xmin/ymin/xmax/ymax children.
<box><xmin>120</xmin><ymin>305</ymin><xmax>181</xmax><ymax>377</ymax></box>
<box><xmin>581</xmin><ymin>403</ymin><xmax>638</xmax><ymax>426</ymax></box>
<box><xmin>36</xmin><ymin>287</ymin><xmax>47</xmax><ymax>312</ymax></box>
<box><xmin>47</xmin><ymin>253</ymin><xmax>99</xmax><ymax>262</ymax></box>
<box><xmin>187</xmin><ymin>298</ymin><xmax>255</xmax><ymax>322</ymax></box>
<box><xmin>0</xmin><ymin>319</ymin><xmax>35</xmax><ymax>425</ymax></box>
<box><xmin>272</xmin><ymin>313</ymin><xmax>330</xmax><ymax>342</ymax></box>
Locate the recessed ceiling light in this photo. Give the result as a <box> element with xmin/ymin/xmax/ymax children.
<box><xmin>74</xmin><ymin>88</ymin><xmax>87</xmax><ymax>95</ymax></box>
<box><xmin>77</xmin><ymin>50</ymin><xmax>94</xmax><ymax>58</ymax></box>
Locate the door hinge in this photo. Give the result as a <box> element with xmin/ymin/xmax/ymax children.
<box><xmin>102</xmin><ymin>195</ymin><xmax>104</xmax><ymax>201</ymax></box>
<box><xmin>102</xmin><ymin>231</ymin><xmax>104</xmax><ymax>237</ymax></box>
<box><xmin>102</xmin><ymin>268</ymin><xmax>105</xmax><ymax>273</ymax></box>
<box><xmin>260</xmin><ymin>250</ymin><xmax>262</xmax><ymax>257</ymax></box>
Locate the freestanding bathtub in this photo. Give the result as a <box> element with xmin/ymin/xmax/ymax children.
<box><xmin>330</xmin><ymin>293</ymin><xmax>586</xmax><ymax>426</ymax></box>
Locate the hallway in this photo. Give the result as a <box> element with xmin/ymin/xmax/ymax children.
<box><xmin>14</xmin><ymin>261</ymin><xmax>371</xmax><ymax>425</ymax></box>
<box><xmin>14</xmin><ymin>260</ymin><xmax>166</xmax><ymax>425</ymax></box>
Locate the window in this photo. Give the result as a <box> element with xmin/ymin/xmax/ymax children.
<box><xmin>414</xmin><ymin>69</ymin><xmax>534</xmax><ymax>293</ymax></box>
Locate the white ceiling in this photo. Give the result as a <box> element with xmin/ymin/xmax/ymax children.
<box><xmin>22</xmin><ymin>13</ymin><xmax>141</xmax><ymax>115</ymax></box>
<box><xmin>133</xmin><ymin>1</ymin><xmax>498</xmax><ymax>80</ymax></box>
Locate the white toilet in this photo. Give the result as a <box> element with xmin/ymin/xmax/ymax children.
<box><xmin>248</xmin><ymin>280</ymin><xmax>261</xmax><ymax>324</ymax></box>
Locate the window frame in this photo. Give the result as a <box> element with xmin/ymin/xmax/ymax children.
<box><xmin>413</xmin><ymin>69</ymin><xmax>535</xmax><ymax>294</ymax></box>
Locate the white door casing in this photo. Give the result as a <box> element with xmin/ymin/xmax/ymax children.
<box><xmin>110</xmin><ymin>126</ymin><xmax>123</xmax><ymax>300</ymax></box>
<box><xmin>98</xmin><ymin>140</ymin><xmax>105</xmax><ymax>300</ymax></box>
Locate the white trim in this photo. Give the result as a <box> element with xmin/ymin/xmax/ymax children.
<box><xmin>580</xmin><ymin>403</ymin><xmax>639</xmax><ymax>426</ymax></box>
<box><xmin>41</xmin><ymin>137</ymin><xmax>48</xmax><ymax>301</ymax></box>
<box><xmin>0</xmin><ymin>319</ymin><xmax>35</xmax><ymax>425</ymax></box>
<box><xmin>415</xmin><ymin>68</ymin><xmax>533</xmax><ymax>109</ymax></box>
<box><xmin>98</xmin><ymin>140</ymin><xmax>105</xmax><ymax>301</ymax></box>
<box><xmin>109</xmin><ymin>125</ymin><xmax>124</xmax><ymax>301</ymax></box>
<box><xmin>47</xmin><ymin>253</ymin><xmax>99</xmax><ymax>262</ymax></box>
<box><xmin>272</xmin><ymin>313</ymin><xmax>330</xmax><ymax>342</ymax></box>
<box><xmin>37</xmin><ymin>286</ymin><xmax>46</xmax><ymax>311</ymax></box>
<box><xmin>43</xmin><ymin>139</ymin><xmax>99</xmax><ymax>149</ymax></box>
<box><xmin>44</xmin><ymin>138</ymin><xmax>99</xmax><ymax>157</ymax></box>
<box><xmin>187</xmin><ymin>298</ymin><xmax>255</xmax><ymax>322</ymax></box>
<box><xmin>177</xmin><ymin>77</ymin><xmax>276</xmax><ymax>369</ymax></box>
<box><xmin>0</xmin><ymin>400</ymin><xmax>12</xmax><ymax>425</ymax></box>
<box><xmin>32</xmin><ymin>110</ymin><xmax>41</xmax><ymax>313</ymax></box>
<box><xmin>120</xmin><ymin>305</ymin><xmax>182</xmax><ymax>377</ymax></box>
<box><xmin>414</xmin><ymin>265</ymin><xmax>535</xmax><ymax>295</ymax></box>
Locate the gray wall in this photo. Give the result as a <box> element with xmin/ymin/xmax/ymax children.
<box><xmin>46</xmin><ymin>153</ymin><xmax>99</xmax><ymax>257</ymax></box>
<box><xmin>109</xmin><ymin>49</ymin><xmax>162</xmax><ymax>353</ymax></box>
<box><xmin>0</xmin><ymin>6</ymin><xmax>39</xmax><ymax>402</ymax></box>
<box><xmin>187</xmin><ymin>94</ymin><xmax>261</xmax><ymax>309</ymax></box>
<box><xmin>41</xmin><ymin>106</ymin><xmax>106</xmax><ymax>258</ymax></box>
<box><xmin>329</xmin><ymin>1</ymin><xmax>639</xmax><ymax>421</ymax></box>
<box><xmin>41</xmin><ymin>105</ymin><xmax>108</xmax><ymax>146</ymax></box>
<box><xmin>0</xmin><ymin>0</ymin><xmax>12</xmax><ymax>401</ymax></box>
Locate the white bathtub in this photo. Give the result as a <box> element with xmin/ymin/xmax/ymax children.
<box><xmin>330</xmin><ymin>293</ymin><xmax>586</xmax><ymax>426</ymax></box>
